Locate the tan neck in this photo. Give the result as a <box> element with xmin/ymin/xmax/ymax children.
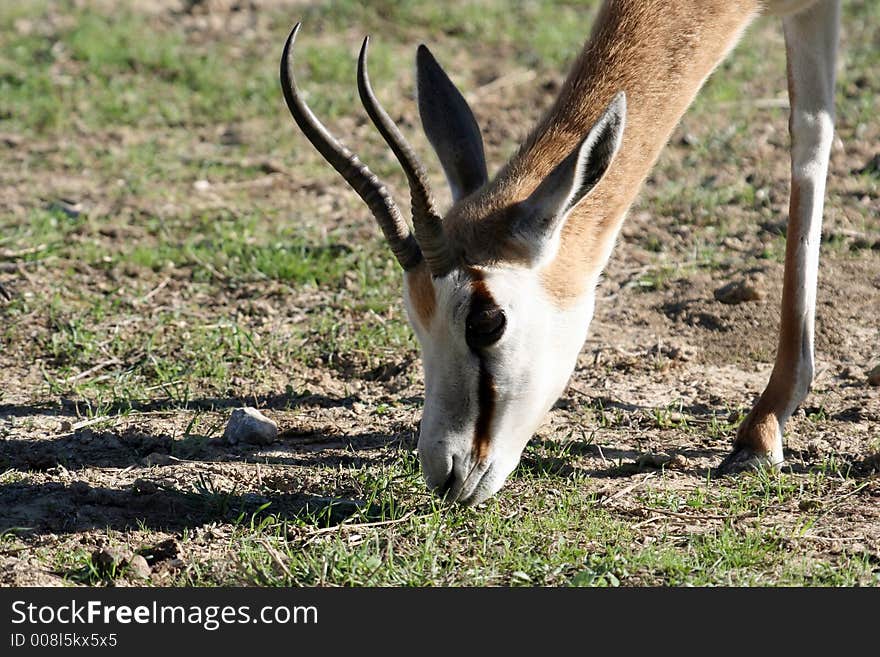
<box><xmin>499</xmin><ymin>0</ymin><xmax>761</xmax><ymax>304</ymax></box>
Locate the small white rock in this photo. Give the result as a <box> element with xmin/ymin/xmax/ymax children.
<box><xmin>223</xmin><ymin>407</ymin><xmax>278</xmax><ymax>445</ymax></box>
<box><xmin>193</xmin><ymin>179</ymin><xmax>211</xmax><ymax>192</ymax></box>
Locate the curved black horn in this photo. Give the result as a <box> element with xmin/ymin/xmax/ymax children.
<box><xmin>280</xmin><ymin>23</ymin><xmax>423</xmax><ymax>271</ymax></box>
<box><xmin>357</xmin><ymin>36</ymin><xmax>453</xmax><ymax>276</ymax></box>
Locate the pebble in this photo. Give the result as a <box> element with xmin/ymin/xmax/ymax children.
<box><xmin>635</xmin><ymin>452</ymin><xmax>689</xmax><ymax>471</ymax></box>
<box><xmin>714</xmin><ymin>275</ymin><xmax>766</xmax><ymax>304</ymax></box>
<box><xmin>91</xmin><ymin>547</ymin><xmax>127</xmax><ymax>575</ymax></box>
<box><xmin>223</xmin><ymin>407</ymin><xmax>278</xmax><ymax>445</ymax></box>
<box><xmin>132</xmin><ymin>478</ymin><xmax>158</xmax><ymax>495</ymax></box>
<box><xmin>868</xmin><ymin>365</ymin><xmax>880</xmax><ymax>386</ymax></box>
<box><xmin>127</xmin><ymin>554</ymin><xmax>152</xmax><ymax>580</ymax></box>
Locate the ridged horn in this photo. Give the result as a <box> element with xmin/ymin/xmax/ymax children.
<box><xmin>357</xmin><ymin>36</ymin><xmax>453</xmax><ymax>277</ymax></box>
<box><xmin>279</xmin><ymin>23</ymin><xmax>423</xmax><ymax>271</ymax></box>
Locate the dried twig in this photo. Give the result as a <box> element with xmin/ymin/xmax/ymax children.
<box><xmin>188</xmin><ymin>252</ymin><xmax>228</xmax><ymax>282</ymax></box>
<box><xmin>598</xmin><ymin>473</ymin><xmax>655</xmax><ymax>507</ymax></box>
<box><xmin>801</xmin><ymin>534</ymin><xmax>865</xmax><ymax>543</ymax></box>
<box><xmin>136</xmin><ymin>276</ymin><xmax>172</xmax><ymax>305</ymax></box>
<box><xmin>0</xmin><ymin>244</ymin><xmax>47</xmax><ymax>259</ymax></box>
<box><xmin>308</xmin><ymin>511</ymin><xmax>420</xmax><ymax>536</ymax></box>
<box><xmin>813</xmin><ymin>482</ymin><xmax>872</xmax><ymax>519</ymax></box>
<box><xmin>258</xmin><ymin>539</ymin><xmax>293</xmax><ymax>579</ymax></box>
<box><xmin>639</xmin><ymin>506</ymin><xmax>757</xmax><ymax>522</ymax></box>
<box><xmin>631</xmin><ymin>507</ymin><xmax>758</xmax><ymax>530</ymax></box>
<box><xmin>15</xmin><ymin>260</ymin><xmax>38</xmax><ymax>286</ymax></box>
<box><xmin>60</xmin><ymin>359</ymin><xmax>120</xmax><ymax>384</ymax></box>
<box><xmin>631</xmin><ymin>516</ymin><xmax>662</xmax><ymax>530</ymax></box>
<box><xmin>54</xmin><ymin>415</ymin><xmax>114</xmax><ymax>437</ymax></box>
<box><xmin>596</xmin><ymin>444</ymin><xmax>610</xmax><ymax>467</ymax></box>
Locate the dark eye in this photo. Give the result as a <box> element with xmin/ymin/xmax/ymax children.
<box><xmin>466</xmin><ymin>306</ymin><xmax>507</xmax><ymax>350</ymax></box>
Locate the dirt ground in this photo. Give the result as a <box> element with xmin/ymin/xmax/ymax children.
<box><xmin>0</xmin><ymin>0</ymin><xmax>878</xmax><ymax>586</ymax></box>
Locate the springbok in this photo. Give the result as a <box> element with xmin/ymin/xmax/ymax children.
<box><xmin>280</xmin><ymin>0</ymin><xmax>843</xmax><ymax>505</ymax></box>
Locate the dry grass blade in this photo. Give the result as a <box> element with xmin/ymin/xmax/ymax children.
<box><xmin>258</xmin><ymin>539</ymin><xmax>294</xmax><ymax>579</ymax></box>
<box><xmin>598</xmin><ymin>473</ymin><xmax>655</xmax><ymax>507</ymax></box>
<box><xmin>136</xmin><ymin>276</ymin><xmax>172</xmax><ymax>305</ymax></box>
<box><xmin>639</xmin><ymin>507</ymin><xmax>759</xmax><ymax>522</ymax></box>
<box><xmin>0</xmin><ymin>244</ymin><xmax>47</xmax><ymax>259</ymax></box>
<box><xmin>61</xmin><ymin>359</ymin><xmax>121</xmax><ymax>384</ymax></box>
<box><xmin>308</xmin><ymin>511</ymin><xmax>421</xmax><ymax>536</ymax></box>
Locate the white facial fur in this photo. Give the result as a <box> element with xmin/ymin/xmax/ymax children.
<box><xmin>404</xmin><ymin>89</ymin><xmax>625</xmax><ymax>505</ymax></box>
<box><xmin>405</xmin><ymin>265</ymin><xmax>597</xmax><ymax>506</ymax></box>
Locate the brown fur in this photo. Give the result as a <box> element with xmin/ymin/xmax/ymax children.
<box><xmin>774</xmin><ymin>175</ymin><xmax>807</xmax><ymax>398</ymax></box>
<box><xmin>734</xmin><ymin>108</ymin><xmax>806</xmax><ymax>454</ymax></box>
<box><xmin>443</xmin><ymin>0</ymin><xmax>761</xmax><ymax>304</ymax></box>
<box><xmin>734</xmin><ymin>400</ymin><xmax>783</xmax><ymax>453</ymax></box>
<box><xmin>405</xmin><ymin>262</ymin><xmax>436</xmax><ymax>329</ymax></box>
<box><xmin>735</xmin><ymin>23</ymin><xmax>820</xmax><ymax>454</ymax></box>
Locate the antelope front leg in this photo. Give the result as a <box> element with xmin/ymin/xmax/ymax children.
<box><xmin>718</xmin><ymin>0</ymin><xmax>841</xmax><ymax>474</ymax></box>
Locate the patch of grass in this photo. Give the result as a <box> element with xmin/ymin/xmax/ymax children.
<box><xmin>134</xmin><ymin>443</ymin><xmax>873</xmax><ymax>587</ymax></box>
<box><xmin>57</xmin><ymin>548</ymin><xmax>118</xmax><ymax>586</ymax></box>
<box><xmin>580</xmin><ymin>399</ymin><xmax>625</xmax><ymax>430</ymax></box>
<box><xmin>215</xmin><ymin>460</ymin><xmax>876</xmax><ymax>586</ymax></box>
<box><xmin>2</xmin><ymin>1</ymin><xmax>878</xmax><ymax>589</ymax></box>
<box><xmin>706</xmin><ymin>410</ymin><xmax>743</xmax><ymax>440</ymax></box>
<box><xmin>298</xmin><ymin>0</ymin><xmax>596</xmax><ymax>68</ymax></box>
<box><xmin>1</xmin><ymin>7</ymin><xmax>280</xmax><ymax>133</ymax></box>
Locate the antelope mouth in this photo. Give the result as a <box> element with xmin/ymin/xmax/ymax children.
<box><xmin>443</xmin><ymin>460</ymin><xmax>495</xmax><ymax>506</ymax></box>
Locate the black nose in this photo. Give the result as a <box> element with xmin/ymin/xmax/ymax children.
<box><xmin>436</xmin><ymin>468</ymin><xmax>457</xmax><ymax>498</ymax></box>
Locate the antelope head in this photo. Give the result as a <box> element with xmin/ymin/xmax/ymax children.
<box><xmin>281</xmin><ymin>24</ymin><xmax>625</xmax><ymax>505</ymax></box>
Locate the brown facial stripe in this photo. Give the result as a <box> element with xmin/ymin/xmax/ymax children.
<box><xmin>474</xmin><ymin>358</ymin><xmax>495</xmax><ymax>463</ymax></box>
<box><xmin>468</xmin><ymin>268</ymin><xmax>497</xmax><ymax>463</ymax></box>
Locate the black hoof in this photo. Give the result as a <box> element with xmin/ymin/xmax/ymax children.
<box><xmin>715</xmin><ymin>447</ymin><xmax>782</xmax><ymax>477</ymax></box>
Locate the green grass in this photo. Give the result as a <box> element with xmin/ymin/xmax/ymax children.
<box><xmin>1</xmin><ymin>1</ymin><xmax>878</xmax><ymax>588</ymax></box>
<box><xmin>158</xmin><ymin>449</ymin><xmax>878</xmax><ymax>587</ymax></box>
<box><xmin>0</xmin><ymin>5</ymin><xmax>276</xmax><ymax>133</ymax></box>
<box><xmin>3</xmin><ymin>200</ymin><xmax>410</xmax><ymax>403</ymax></box>
<box><xmin>0</xmin><ymin>0</ymin><xmax>593</xmax><ymax>137</ymax></box>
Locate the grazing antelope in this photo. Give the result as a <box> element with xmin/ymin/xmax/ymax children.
<box><xmin>280</xmin><ymin>0</ymin><xmax>842</xmax><ymax>505</ymax></box>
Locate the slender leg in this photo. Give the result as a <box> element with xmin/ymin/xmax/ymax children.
<box><xmin>719</xmin><ymin>0</ymin><xmax>841</xmax><ymax>473</ymax></box>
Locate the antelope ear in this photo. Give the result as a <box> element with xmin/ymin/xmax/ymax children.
<box><xmin>514</xmin><ymin>92</ymin><xmax>626</xmax><ymax>263</ymax></box>
<box><xmin>416</xmin><ymin>45</ymin><xmax>488</xmax><ymax>202</ymax></box>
